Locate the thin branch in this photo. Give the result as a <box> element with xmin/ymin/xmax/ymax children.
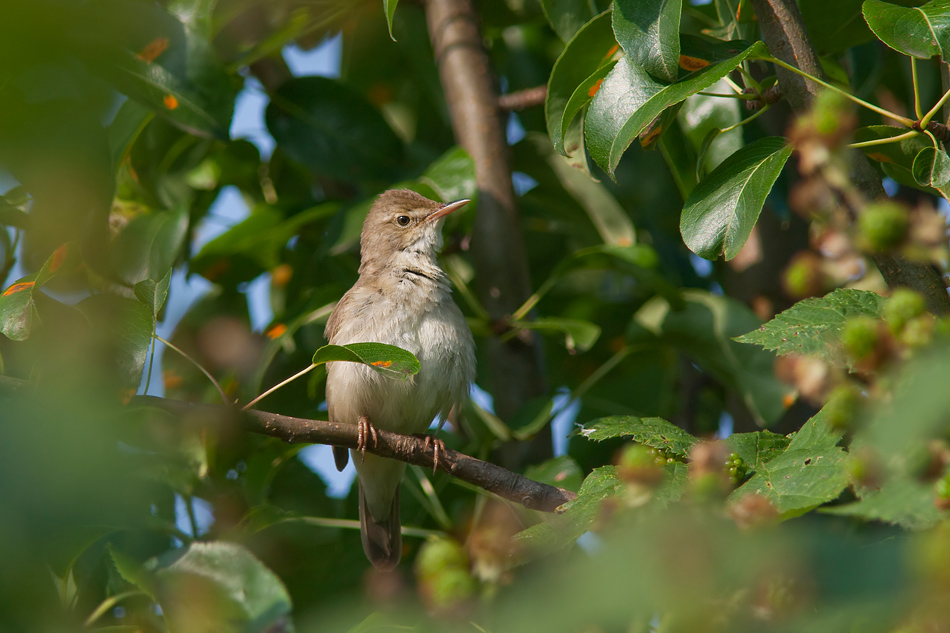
<box><xmin>498</xmin><ymin>85</ymin><xmax>547</xmax><ymax>111</ymax></box>
<box><xmin>243</xmin><ymin>363</ymin><xmax>316</xmax><ymax>410</ymax></box>
<box><xmin>155</xmin><ymin>335</ymin><xmax>230</xmax><ymax>405</ymax></box>
<box><xmin>133</xmin><ymin>395</ymin><xmax>576</xmax><ymax>513</ymax></box>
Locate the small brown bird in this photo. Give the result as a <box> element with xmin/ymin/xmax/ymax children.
<box><xmin>324</xmin><ymin>189</ymin><xmax>475</xmax><ymax>570</ymax></box>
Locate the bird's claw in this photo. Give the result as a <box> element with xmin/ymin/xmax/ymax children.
<box><xmin>422</xmin><ymin>435</ymin><xmax>446</xmax><ymax>474</ymax></box>
<box><xmin>357</xmin><ymin>415</ymin><xmax>378</xmax><ymax>462</ymax></box>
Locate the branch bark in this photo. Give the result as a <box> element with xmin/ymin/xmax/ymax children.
<box><xmin>426</xmin><ymin>0</ymin><xmax>550</xmax><ymax>465</ymax></box>
<box><xmin>132</xmin><ymin>396</ymin><xmax>575</xmax><ymax>513</ymax></box>
<box><xmin>750</xmin><ymin>0</ymin><xmax>950</xmax><ymax>315</ymax></box>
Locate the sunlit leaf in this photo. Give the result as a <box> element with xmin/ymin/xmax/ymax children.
<box><xmin>585</xmin><ymin>40</ymin><xmax>768</xmax><ymax>177</ymax></box>
<box><xmin>680</xmin><ymin>137</ymin><xmax>792</xmax><ymax>261</ymax></box>
<box><xmin>613</xmin><ymin>0</ymin><xmax>682</xmax><ymax>82</ymax></box>
<box><xmin>312</xmin><ymin>342</ymin><xmax>421</xmax><ymax>380</ymax></box>
<box><xmin>0</xmin><ymin>243</ymin><xmax>81</xmax><ymax>341</ymax></box>
<box><xmin>577</xmin><ymin>415</ymin><xmax>698</xmax><ymax>457</ymax></box>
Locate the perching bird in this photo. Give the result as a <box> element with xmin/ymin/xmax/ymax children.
<box><xmin>324</xmin><ymin>189</ymin><xmax>475</xmax><ymax>570</ymax></box>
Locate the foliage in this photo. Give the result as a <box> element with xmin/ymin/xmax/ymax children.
<box><xmin>2</xmin><ymin>0</ymin><xmax>950</xmax><ymax>632</ymax></box>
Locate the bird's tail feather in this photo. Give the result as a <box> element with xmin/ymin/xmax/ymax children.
<box><xmin>359</xmin><ymin>484</ymin><xmax>402</xmax><ymax>571</ymax></box>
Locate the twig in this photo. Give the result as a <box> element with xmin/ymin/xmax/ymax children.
<box><xmin>133</xmin><ymin>395</ymin><xmax>576</xmax><ymax>513</ymax></box>
<box><xmin>498</xmin><ymin>86</ymin><xmax>547</xmax><ymax>111</ymax></box>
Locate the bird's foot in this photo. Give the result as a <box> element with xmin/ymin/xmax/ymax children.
<box><xmin>357</xmin><ymin>415</ymin><xmax>379</xmax><ymax>462</ymax></box>
<box><xmin>421</xmin><ymin>435</ymin><xmax>446</xmax><ymax>474</ymax></box>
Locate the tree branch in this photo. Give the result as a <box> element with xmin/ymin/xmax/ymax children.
<box><xmin>426</xmin><ymin>0</ymin><xmax>550</xmax><ymax>466</ymax></box>
<box><xmin>750</xmin><ymin>0</ymin><xmax>950</xmax><ymax>315</ymax></box>
<box><xmin>133</xmin><ymin>396</ymin><xmax>575</xmax><ymax>513</ymax></box>
<box><xmin>498</xmin><ymin>86</ymin><xmax>547</xmax><ymax>111</ymax></box>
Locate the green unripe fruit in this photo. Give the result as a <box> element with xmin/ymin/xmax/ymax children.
<box><xmin>884</xmin><ymin>288</ymin><xmax>926</xmax><ymax>334</ymax></box>
<box><xmin>415</xmin><ymin>536</ymin><xmax>469</xmax><ymax>581</ymax></box>
<box><xmin>618</xmin><ymin>444</ymin><xmax>664</xmax><ymax>485</ymax></box>
<box><xmin>425</xmin><ymin>569</ymin><xmax>476</xmax><ymax>610</ymax></box>
<box><xmin>725</xmin><ymin>452</ymin><xmax>748</xmax><ymax>484</ymax></box>
<box><xmin>823</xmin><ymin>384</ymin><xmax>862</xmax><ymax>430</ymax></box>
<box><xmin>900</xmin><ymin>315</ymin><xmax>935</xmax><ymax>348</ymax></box>
<box><xmin>619</xmin><ymin>444</ymin><xmax>655</xmax><ymax>470</ymax></box>
<box><xmin>840</xmin><ymin>316</ymin><xmax>881</xmax><ymax>360</ymax></box>
<box><xmin>812</xmin><ymin>90</ymin><xmax>850</xmax><ymax>137</ymax></box>
<box><xmin>782</xmin><ymin>252</ymin><xmax>823</xmax><ymax>298</ymax></box>
<box><xmin>857</xmin><ymin>202</ymin><xmax>909</xmax><ymax>252</ymax></box>
<box><xmin>935</xmin><ymin>475</ymin><xmax>950</xmax><ymax>511</ymax></box>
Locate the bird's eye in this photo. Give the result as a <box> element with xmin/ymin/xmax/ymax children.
<box><xmin>396</xmin><ymin>215</ymin><xmax>411</xmax><ymax>226</ymax></box>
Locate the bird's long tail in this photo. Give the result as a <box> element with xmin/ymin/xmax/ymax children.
<box><xmin>359</xmin><ymin>483</ymin><xmax>402</xmax><ymax>571</ymax></box>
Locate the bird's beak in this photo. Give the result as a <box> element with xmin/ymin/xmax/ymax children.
<box><xmin>426</xmin><ymin>198</ymin><xmax>470</xmax><ymax>223</ymax></box>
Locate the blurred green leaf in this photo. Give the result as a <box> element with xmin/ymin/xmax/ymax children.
<box><xmin>0</xmin><ymin>243</ymin><xmax>81</xmax><ymax>341</ymax></box>
<box><xmin>541</xmin><ymin>0</ymin><xmax>599</xmax><ymax>41</ymax></box>
<box><xmin>680</xmin><ymin>137</ymin><xmax>793</xmax><ymax>261</ymax></box>
<box><xmin>577</xmin><ymin>415</ymin><xmax>698</xmax><ymax>456</ymax></box>
<box><xmin>107</xmin><ymin>99</ymin><xmax>155</xmax><ymax>168</ymax></box>
<box><xmin>735</xmin><ymin>288</ymin><xmax>885</xmax><ymax>366</ymax></box>
<box><xmin>823</xmin><ymin>477</ymin><xmax>943</xmax><ymax>530</ymax></box>
<box><xmin>732</xmin><ymin>411</ymin><xmax>849</xmax><ymax>515</ymax></box>
<box><xmin>416</xmin><ymin>145</ymin><xmax>477</xmax><ymax>203</ymax></box>
<box><xmin>266</xmin><ymin>76</ymin><xmax>406</xmax><ymax>182</ymax></box>
<box><xmin>613</xmin><ymin>0</ymin><xmax>682</xmax><ymax>82</ymax></box>
<box><xmin>147</xmin><ymin>542</ymin><xmax>294</xmax><ymax>633</ymax></box>
<box><xmin>524</xmin><ymin>455</ymin><xmax>584</xmax><ymax>492</ymax></box>
<box><xmin>77</xmin><ymin>295</ymin><xmax>154</xmax><ymax>386</ymax></box>
<box><xmin>112</xmin><ymin>207</ymin><xmax>188</xmax><ymax>285</ymax></box>
<box><xmin>515</xmin><ymin>316</ymin><xmax>602</xmax><ymax>352</ymax></box>
<box><xmin>312</xmin><ymin>342</ymin><xmax>421</xmax><ymax>380</ymax></box>
<box><xmin>862</xmin><ymin>0</ymin><xmax>950</xmax><ymax>59</ymax></box>
<box><xmin>801</xmin><ymin>0</ymin><xmax>875</xmax><ymax>53</ymax></box>
<box><xmin>133</xmin><ymin>270</ymin><xmax>173</xmax><ymax>319</ymax></box>
<box><xmin>635</xmin><ymin>290</ymin><xmax>792</xmax><ymax>426</ymax></box>
<box><xmin>384</xmin><ymin>0</ymin><xmax>399</xmax><ymax>40</ymax></box>
<box><xmin>545</xmin><ymin>11</ymin><xmax>617</xmax><ymax>155</ymax></box>
<box><xmin>586</xmin><ymin>39</ymin><xmax>767</xmax><ymax>177</ymax></box>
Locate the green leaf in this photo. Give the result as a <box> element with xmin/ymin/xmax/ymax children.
<box><xmin>265</xmin><ymin>76</ymin><xmax>406</xmax><ymax>182</ymax></box>
<box><xmin>77</xmin><ymin>295</ymin><xmax>155</xmax><ymax>387</ymax></box>
<box><xmin>107</xmin><ymin>99</ymin><xmax>154</xmax><ymax>167</ymax></box>
<box><xmin>147</xmin><ymin>542</ymin><xmax>294</xmax><ymax>633</ymax></box>
<box><xmin>524</xmin><ymin>456</ymin><xmax>584</xmax><ymax>492</ymax></box>
<box><xmin>585</xmin><ymin>39</ymin><xmax>768</xmax><ymax>177</ymax></box>
<box><xmin>613</xmin><ymin>0</ymin><xmax>683</xmax><ymax>83</ymax></box>
<box><xmin>854</xmin><ymin>125</ymin><xmax>947</xmax><ymax>195</ymax></box>
<box><xmin>680</xmin><ymin>137</ymin><xmax>792</xmax><ymax>261</ymax></box>
<box><xmin>0</xmin><ymin>243</ymin><xmax>81</xmax><ymax>341</ymax></box>
<box><xmin>576</xmin><ymin>416</ymin><xmax>699</xmax><ymax>457</ymax></box>
<box><xmin>541</xmin><ymin>0</ymin><xmax>598</xmax><ymax>41</ymax></box>
<box><xmin>548</xmin><ymin>465</ymin><xmax>625</xmax><ymax>531</ymax></box>
<box><xmin>723</xmin><ymin>430</ymin><xmax>791</xmax><ymax>472</ymax></box>
<box><xmin>514</xmin><ymin>317</ymin><xmax>602</xmax><ymax>352</ymax></box>
<box><xmin>133</xmin><ymin>270</ymin><xmax>173</xmax><ymax>319</ymax></box>
<box><xmin>734</xmin><ymin>288</ymin><xmax>886</xmax><ymax>368</ymax></box>
<box><xmin>731</xmin><ymin>411</ymin><xmax>849</xmax><ymax>515</ymax></box>
<box><xmin>912</xmin><ymin>146</ymin><xmax>950</xmax><ymax>187</ymax></box>
<box><xmin>112</xmin><ymin>207</ymin><xmax>188</xmax><ymax>286</ymax></box>
<box><xmin>635</xmin><ymin>290</ymin><xmax>792</xmax><ymax>426</ymax></box>
<box><xmin>862</xmin><ymin>0</ymin><xmax>950</xmax><ymax>59</ymax></box>
<box><xmin>312</xmin><ymin>342</ymin><xmax>421</xmax><ymax>380</ymax></box>
<box><xmin>823</xmin><ymin>477</ymin><xmax>943</xmax><ymax>530</ymax></box>
<box><xmin>545</xmin><ymin>11</ymin><xmax>618</xmax><ymax>156</ymax></box>
<box><xmin>416</xmin><ymin>146</ymin><xmax>477</xmax><ymax>204</ymax></box>
<box><xmin>384</xmin><ymin>0</ymin><xmax>399</xmax><ymax>40</ymax></box>
<box><xmin>800</xmin><ymin>0</ymin><xmax>875</xmax><ymax>54</ymax></box>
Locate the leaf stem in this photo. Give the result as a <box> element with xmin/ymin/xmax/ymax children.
<box><xmin>912</xmin><ymin>57</ymin><xmax>924</xmax><ymax>120</ymax></box>
<box><xmin>767</xmin><ymin>56</ymin><xmax>915</xmax><ymax>127</ymax></box>
<box><xmin>143</xmin><ymin>328</ymin><xmax>157</xmax><ymax>397</ymax></box>
<box><xmin>920</xmin><ymin>85</ymin><xmax>950</xmax><ymax>128</ymax></box>
<box><xmin>697</xmin><ymin>91</ymin><xmax>759</xmax><ymax>100</ymax></box>
<box><xmin>155</xmin><ymin>335</ymin><xmax>230</xmax><ymax>405</ymax></box>
<box><xmin>720</xmin><ymin>103</ymin><xmax>772</xmax><ymax>133</ymax></box>
<box><xmin>243</xmin><ymin>363</ymin><xmax>316</xmax><ymax>411</ymax></box>
<box><xmin>848</xmin><ymin>130</ymin><xmax>920</xmax><ymax>149</ymax></box>
<box><xmin>83</xmin><ymin>590</ymin><xmax>146</xmax><ymax>627</ymax></box>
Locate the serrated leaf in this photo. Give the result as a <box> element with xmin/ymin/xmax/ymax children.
<box><xmin>680</xmin><ymin>137</ymin><xmax>793</xmax><ymax>261</ymax></box>
<box><xmin>312</xmin><ymin>342</ymin><xmax>421</xmax><ymax>380</ymax></box>
<box><xmin>613</xmin><ymin>0</ymin><xmax>683</xmax><ymax>83</ymax></box>
<box><xmin>148</xmin><ymin>542</ymin><xmax>293</xmax><ymax>633</ymax></box>
<box><xmin>731</xmin><ymin>411</ymin><xmax>848</xmax><ymax>515</ymax></box>
<box><xmin>723</xmin><ymin>430</ymin><xmax>791</xmax><ymax>471</ymax></box>
<box><xmin>912</xmin><ymin>146</ymin><xmax>950</xmax><ymax>188</ymax></box>
<box><xmin>822</xmin><ymin>477</ymin><xmax>943</xmax><ymax>530</ymax></box>
<box><xmin>862</xmin><ymin>0</ymin><xmax>950</xmax><ymax>59</ymax></box>
<box><xmin>266</xmin><ymin>76</ymin><xmax>405</xmax><ymax>182</ymax></box>
<box><xmin>734</xmin><ymin>288</ymin><xmax>885</xmax><ymax>368</ymax></box>
<box><xmin>585</xmin><ymin>39</ymin><xmax>768</xmax><ymax>177</ymax></box>
<box><xmin>514</xmin><ymin>317</ymin><xmax>601</xmax><ymax>352</ymax></box>
<box><xmin>546</xmin><ymin>11</ymin><xmax>618</xmax><ymax>156</ymax></box>
<box><xmin>576</xmin><ymin>416</ymin><xmax>698</xmax><ymax>457</ymax></box>
<box><xmin>384</xmin><ymin>0</ymin><xmax>399</xmax><ymax>40</ymax></box>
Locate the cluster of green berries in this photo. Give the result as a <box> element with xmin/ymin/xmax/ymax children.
<box><xmin>725</xmin><ymin>453</ymin><xmax>748</xmax><ymax>484</ymax></box>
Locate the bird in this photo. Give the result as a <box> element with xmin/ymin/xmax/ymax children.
<box><xmin>324</xmin><ymin>189</ymin><xmax>476</xmax><ymax>571</ymax></box>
